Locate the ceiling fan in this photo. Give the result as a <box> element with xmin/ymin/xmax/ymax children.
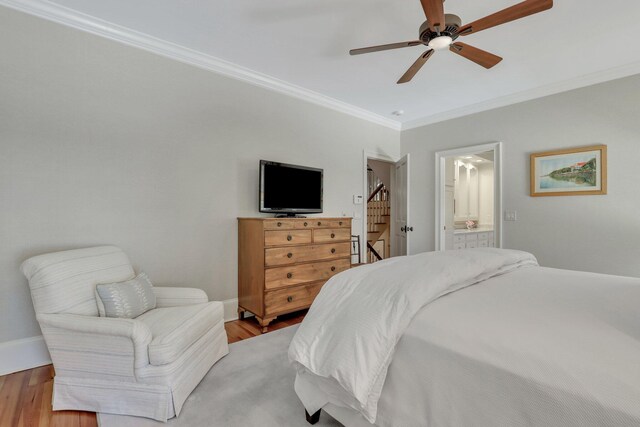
<box><xmin>350</xmin><ymin>0</ymin><xmax>553</xmax><ymax>84</ymax></box>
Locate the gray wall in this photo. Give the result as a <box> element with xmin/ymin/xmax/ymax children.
<box><xmin>0</xmin><ymin>7</ymin><xmax>399</xmax><ymax>343</ymax></box>
<box><xmin>402</xmin><ymin>74</ymin><xmax>640</xmax><ymax>276</ymax></box>
<box><xmin>3</xmin><ymin>3</ymin><xmax>638</xmax><ymax>348</ymax></box>
<box><xmin>368</xmin><ymin>159</ymin><xmax>392</xmax><ymax>189</ymax></box>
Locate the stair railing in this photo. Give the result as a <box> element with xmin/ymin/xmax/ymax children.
<box><xmin>367</xmin><ymin>183</ymin><xmax>385</xmax><ymax>203</ymax></box>
<box><xmin>366</xmin><ymin>169</ymin><xmax>391</xmax><ymax>263</ymax></box>
<box><xmin>367</xmin><ymin>242</ymin><xmax>383</xmax><ymax>262</ymax></box>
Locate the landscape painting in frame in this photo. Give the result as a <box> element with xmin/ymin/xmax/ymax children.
<box><xmin>530</xmin><ymin>145</ymin><xmax>607</xmax><ymax>197</ymax></box>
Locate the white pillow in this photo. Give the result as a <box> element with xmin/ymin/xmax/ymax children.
<box><xmin>95</xmin><ymin>272</ymin><xmax>156</xmax><ymax>318</ymax></box>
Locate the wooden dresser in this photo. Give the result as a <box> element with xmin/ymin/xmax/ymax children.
<box><xmin>238</xmin><ymin>217</ymin><xmax>352</xmax><ymax>332</ymax></box>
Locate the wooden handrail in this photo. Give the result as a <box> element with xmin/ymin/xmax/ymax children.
<box><xmin>367</xmin><ymin>183</ymin><xmax>385</xmax><ymax>203</ymax></box>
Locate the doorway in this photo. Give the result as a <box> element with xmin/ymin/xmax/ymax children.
<box><xmin>435</xmin><ymin>142</ymin><xmax>502</xmax><ymax>251</ymax></box>
<box><xmin>362</xmin><ymin>152</ymin><xmax>411</xmax><ymax>262</ymax></box>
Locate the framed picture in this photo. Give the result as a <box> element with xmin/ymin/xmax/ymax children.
<box><xmin>530</xmin><ymin>145</ymin><xmax>607</xmax><ymax>197</ymax></box>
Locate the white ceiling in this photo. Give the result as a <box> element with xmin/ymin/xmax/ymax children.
<box><xmin>7</xmin><ymin>0</ymin><xmax>640</xmax><ymax>128</ymax></box>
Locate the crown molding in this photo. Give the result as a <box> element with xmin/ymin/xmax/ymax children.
<box><xmin>400</xmin><ymin>61</ymin><xmax>640</xmax><ymax>130</ymax></box>
<box><xmin>0</xmin><ymin>0</ymin><xmax>402</xmax><ymax>131</ymax></box>
<box><xmin>2</xmin><ymin>0</ymin><xmax>639</xmax><ymax>133</ymax></box>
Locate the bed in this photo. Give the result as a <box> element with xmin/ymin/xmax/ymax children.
<box><xmin>289</xmin><ymin>249</ymin><xmax>640</xmax><ymax>427</ymax></box>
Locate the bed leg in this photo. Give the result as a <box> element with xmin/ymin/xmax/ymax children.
<box><xmin>305</xmin><ymin>409</ymin><xmax>321</xmax><ymax>424</ymax></box>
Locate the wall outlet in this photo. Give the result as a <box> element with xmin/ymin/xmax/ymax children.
<box><xmin>353</xmin><ymin>195</ymin><xmax>363</xmax><ymax>205</ymax></box>
<box><xmin>504</xmin><ymin>210</ymin><xmax>517</xmax><ymax>221</ymax></box>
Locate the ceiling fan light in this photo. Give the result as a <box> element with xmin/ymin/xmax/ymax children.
<box><xmin>428</xmin><ymin>36</ymin><xmax>453</xmax><ymax>50</ymax></box>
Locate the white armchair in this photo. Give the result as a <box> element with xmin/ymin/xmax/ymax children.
<box><xmin>21</xmin><ymin>246</ymin><xmax>229</xmax><ymax>422</ymax></box>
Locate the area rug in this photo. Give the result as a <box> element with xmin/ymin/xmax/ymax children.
<box><xmin>97</xmin><ymin>325</ymin><xmax>341</xmax><ymax>427</ymax></box>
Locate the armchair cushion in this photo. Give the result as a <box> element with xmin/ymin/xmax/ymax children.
<box><xmin>96</xmin><ymin>272</ymin><xmax>156</xmax><ymax>318</ymax></box>
<box><xmin>152</xmin><ymin>286</ymin><xmax>209</xmax><ymax>307</ymax></box>
<box><xmin>137</xmin><ymin>301</ymin><xmax>224</xmax><ymax>366</ymax></box>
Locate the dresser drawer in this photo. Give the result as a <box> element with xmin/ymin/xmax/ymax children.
<box><xmin>466</xmin><ymin>233</ymin><xmax>478</xmax><ymax>242</ymax></box>
<box><xmin>263</xmin><ymin>219</ymin><xmax>296</xmax><ymax>230</ymax></box>
<box><xmin>265</xmin><ymin>258</ymin><xmax>350</xmax><ymax>290</ymax></box>
<box><xmin>453</xmin><ymin>235</ymin><xmax>466</xmax><ymax>243</ymax></box>
<box><xmin>309</xmin><ymin>219</ymin><xmax>333</xmax><ymax>228</ymax></box>
<box><xmin>293</xmin><ymin>220</ymin><xmax>313</xmax><ymax>229</ymax></box>
<box><xmin>326</xmin><ymin>219</ymin><xmax>349</xmax><ymax>228</ymax></box>
<box><xmin>453</xmin><ymin>242</ymin><xmax>466</xmax><ymax>250</ymax></box>
<box><xmin>313</xmin><ymin>228</ymin><xmax>351</xmax><ymax>243</ymax></box>
<box><xmin>265</xmin><ymin>242</ymin><xmax>351</xmax><ymax>267</ymax></box>
<box><xmin>265</xmin><ymin>282</ymin><xmax>323</xmax><ymax>316</ymax></box>
<box><xmin>264</xmin><ymin>230</ymin><xmax>312</xmax><ymax>246</ymax></box>
<box><xmin>477</xmin><ymin>232</ymin><xmax>489</xmax><ymax>241</ymax></box>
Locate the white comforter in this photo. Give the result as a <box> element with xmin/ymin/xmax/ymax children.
<box><xmin>288</xmin><ymin>248</ymin><xmax>538</xmax><ymax>422</ymax></box>
<box><xmin>294</xmin><ymin>265</ymin><xmax>640</xmax><ymax>426</ymax></box>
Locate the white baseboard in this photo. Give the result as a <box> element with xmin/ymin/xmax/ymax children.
<box><xmin>0</xmin><ymin>299</ymin><xmax>241</xmax><ymax>377</ymax></box>
<box><xmin>222</xmin><ymin>298</ymin><xmax>239</xmax><ymax>322</ymax></box>
<box><xmin>0</xmin><ymin>335</ymin><xmax>51</xmax><ymax>376</ymax></box>
<box><xmin>222</xmin><ymin>297</ymin><xmax>254</xmax><ymax>322</ymax></box>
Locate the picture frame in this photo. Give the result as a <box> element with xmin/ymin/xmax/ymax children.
<box><xmin>530</xmin><ymin>145</ymin><xmax>607</xmax><ymax>197</ymax></box>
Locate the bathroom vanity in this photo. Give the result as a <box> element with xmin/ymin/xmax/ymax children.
<box><xmin>453</xmin><ymin>228</ymin><xmax>495</xmax><ymax>250</ymax></box>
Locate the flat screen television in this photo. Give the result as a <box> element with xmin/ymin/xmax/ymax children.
<box><xmin>259</xmin><ymin>160</ymin><xmax>323</xmax><ymax>216</ymax></box>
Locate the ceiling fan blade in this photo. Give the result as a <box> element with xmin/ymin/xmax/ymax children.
<box><xmin>419</xmin><ymin>0</ymin><xmax>446</xmax><ymax>32</ymax></box>
<box><xmin>350</xmin><ymin>41</ymin><xmax>423</xmax><ymax>56</ymax></box>
<box><xmin>450</xmin><ymin>43</ymin><xmax>503</xmax><ymax>69</ymax></box>
<box><xmin>458</xmin><ymin>0</ymin><xmax>553</xmax><ymax>36</ymax></box>
<box><xmin>397</xmin><ymin>50</ymin><xmax>435</xmax><ymax>84</ymax></box>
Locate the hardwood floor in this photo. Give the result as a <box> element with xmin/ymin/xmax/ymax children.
<box><xmin>225</xmin><ymin>310</ymin><xmax>306</xmax><ymax>344</ymax></box>
<box><xmin>0</xmin><ymin>311</ymin><xmax>306</xmax><ymax>427</ymax></box>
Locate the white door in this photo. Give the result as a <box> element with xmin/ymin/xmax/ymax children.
<box><xmin>393</xmin><ymin>154</ymin><xmax>410</xmax><ymax>257</ymax></box>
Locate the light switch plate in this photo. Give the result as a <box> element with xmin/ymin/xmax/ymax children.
<box><xmin>353</xmin><ymin>195</ymin><xmax>363</xmax><ymax>205</ymax></box>
<box><xmin>504</xmin><ymin>210</ymin><xmax>517</xmax><ymax>221</ymax></box>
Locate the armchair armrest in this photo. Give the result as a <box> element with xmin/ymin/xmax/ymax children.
<box><xmin>37</xmin><ymin>313</ymin><xmax>152</xmax><ymax>372</ymax></box>
<box><xmin>153</xmin><ymin>286</ymin><xmax>209</xmax><ymax>307</ymax></box>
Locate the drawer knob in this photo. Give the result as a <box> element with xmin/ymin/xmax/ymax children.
<box><xmin>287</xmin><ymin>296</ymin><xmax>293</xmax><ymax>303</ymax></box>
<box><xmin>287</xmin><ymin>235</ymin><xmax>292</xmax><ymax>241</ymax></box>
<box><xmin>277</xmin><ymin>222</ymin><xmax>282</xmax><ymax>227</ymax></box>
<box><xmin>331</xmin><ymin>266</ymin><xmax>336</xmax><ymax>272</ymax></box>
<box><xmin>287</xmin><ymin>252</ymin><xmax>293</xmax><ymax>258</ymax></box>
<box><xmin>330</xmin><ymin>233</ymin><xmax>335</xmax><ymax>238</ymax></box>
<box><xmin>317</xmin><ymin>221</ymin><xmax>322</xmax><ymax>226</ymax></box>
<box><xmin>304</xmin><ymin>222</ymin><xmax>308</xmax><ymax>227</ymax></box>
<box><xmin>287</xmin><ymin>273</ymin><xmax>293</xmax><ymax>279</ymax></box>
<box><xmin>339</xmin><ymin>221</ymin><xmax>343</xmax><ymax>226</ymax></box>
<box><xmin>331</xmin><ymin>248</ymin><xmax>336</xmax><ymax>254</ymax></box>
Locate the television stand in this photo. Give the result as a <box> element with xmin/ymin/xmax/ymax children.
<box><xmin>274</xmin><ymin>213</ymin><xmax>307</xmax><ymax>218</ymax></box>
